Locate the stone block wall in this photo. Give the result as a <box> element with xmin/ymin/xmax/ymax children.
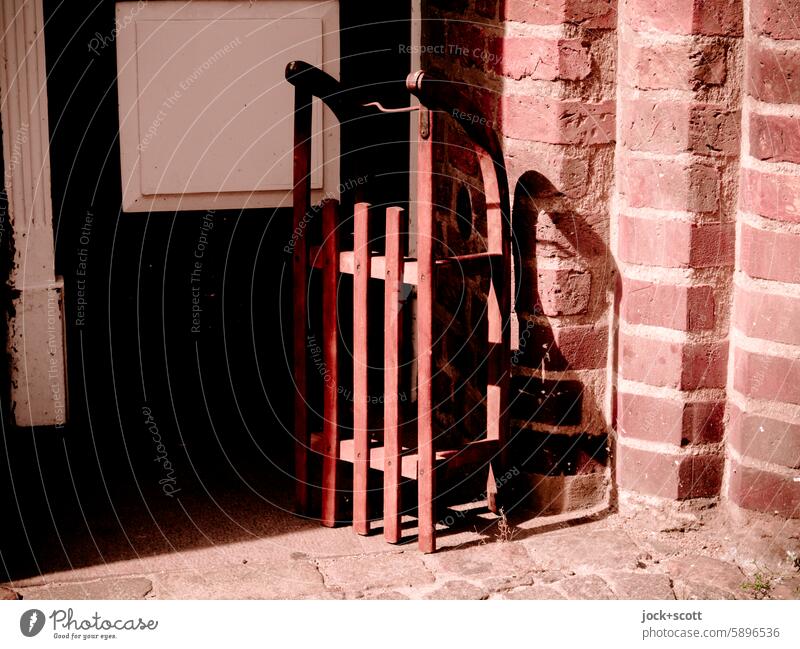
<box><xmin>421</xmin><ymin>0</ymin><xmax>799</xmax><ymax>519</ymax></box>
<box><xmin>614</xmin><ymin>0</ymin><xmax>741</xmax><ymax>502</ymax></box>
<box><xmin>727</xmin><ymin>0</ymin><xmax>800</xmax><ymax>517</ymax></box>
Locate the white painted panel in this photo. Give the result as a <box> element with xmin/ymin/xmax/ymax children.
<box><xmin>116</xmin><ymin>1</ymin><xmax>339</xmax><ymax>212</ymax></box>
<box><xmin>135</xmin><ymin>18</ymin><xmax>323</xmax><ymax>195</ymax></box>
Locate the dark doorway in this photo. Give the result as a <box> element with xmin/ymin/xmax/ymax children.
<box><xmin>0</xmin><ymin>1</ymin><xmax>411</xmax><ymax>581</ymax></box>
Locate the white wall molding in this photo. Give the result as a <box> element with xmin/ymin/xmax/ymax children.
<box><xmin>0</xmin><ymin>0</ymin><xmax>67</xmax><ymax>427</ymax></box>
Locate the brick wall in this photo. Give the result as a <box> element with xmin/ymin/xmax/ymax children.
<box><xmin>422</xmin><ymin>0</ymin><xmax>616</xmax><ymax>513</ymax></box>
<box><xmin>422</xmin><ymin>0</ymin><xmax>799</xmax><ymax>519</ymax></box>
<box><xmin>502</xmin><ymin>0</ymin><xmax>616</xmax><ymax>509</ymax></box>
<box><xmin>422</xmin><ymin>1</ymin><xmax>504</xmax><ymax>448</ymax></box>
<box><xmin>727</xmin><ymin>0</ymin><xmax>800</xmax><ymax>518</ymax></box>
<box><xmin>614</xmin><ymin>0</ymin><xmax>741</xmax><ymax>502</ymax></box>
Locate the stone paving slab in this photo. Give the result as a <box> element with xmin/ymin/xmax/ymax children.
<box><xmin>316</xmin><ymin>551</ymin><xmax>435</xmax><ymax>595</ymax></box>
<box><xmin>1</xmin><ymin>586</ymin><xmax>20</xmax><ymax>600</ymax></box>
<box><xmin>600</xmin><ymin>572</ymin><xmax>675</xmax><ymax>600</ymax></box>
<box><xmin>17</xmin><ymin>577</ymin><xmax>153</xmax><ymax>600</ymax></box>
<box><xmin>423</xmin><ymin>542</ymin><xmax>537</xmax><ymax>591</ymax></box>
<box><xmin>554</xmin><ymin>575</ymin><xmax>616</xmax><ymax>599</ymax></box>
<box><xmin>357</xmin><ymin>590</ymin><xmax>409</xmax><ymax>600</ymax></box>
<box><xmin>771</xmin><ymin>574</ymin><xmax>800</xmax><ymax>600</ymax></box>
<box><xmin>152</xmin><ymin>559</ymin><xmax>331</xmax><ymax>599</ymax></box>
<box><xmin>522</xmin><ymin>528</ymin><xmax>647</xmax><ymax>573</ymax></box>
<box><xmin>424</xmin><ymin>580</ymin><xmax>488</xmax><ymax>600</ymax></box>
<box><xmin>532</xmin><ymin>569</ymin><xmax>572</xmax><ymax>583</ymax></box>
<box><xmin>5</xmin><ymin>510</ymin><xmax>798</xmax><ymax>600</ymax></box>
<box><xmin>664</xmin><ymin>555</ymin><xmax>745</xmax><ymax>599</ymax></box>
<box><xmin>671</xmin><ymin>580</ymin><xmax>737</xmax><ymax>600</ymax></box>
<box><xmin>497</xmin><ymin>584</ymin><xmax>565</xmax><ymax>599</ymax></box>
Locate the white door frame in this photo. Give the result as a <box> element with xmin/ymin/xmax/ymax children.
<box><xmin>0</xmin><ymin>0</ymin><xmax>67</xmax><ymax>427</ymax></box>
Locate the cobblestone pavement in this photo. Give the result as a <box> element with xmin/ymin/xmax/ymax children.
<box><xmin>3</xmin><ymin>498</ymin><xmax>799</xmax><ymax>600</ymax></box>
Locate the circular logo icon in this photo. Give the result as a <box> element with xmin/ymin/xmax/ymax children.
<box><xmin>20</xmin><ymin>609</ymin><xmax>45</xmax><ymax>637</ymax></box>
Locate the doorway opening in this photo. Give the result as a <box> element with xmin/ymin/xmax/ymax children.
<box><xmin>0</xmin><ymin>0</ymin><xmax>412</xmax><ymax>582</ymax></box>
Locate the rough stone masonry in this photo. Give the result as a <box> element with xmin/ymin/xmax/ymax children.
<box><xmin>421</xmin><ymin>0</ymin><xmax>799</xmax><ymax>520</ymax></box>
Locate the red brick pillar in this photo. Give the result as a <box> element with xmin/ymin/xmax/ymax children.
<box><xmin>727</xmin><ymin>0</ymin><xmax>800</xmax><ymax>518</ymax></box>
<box><xmin>422</xmin><ymin>0</ymin><xmax>617</xmax><ymax>510</ymax></box>
<box><xmin>615</xmin><ymin>0</ymin><xmax>742</xmax><ymax>503</ymax></box>
<box><xmin>500</xmin><ymin>0</ymin><xmax>617</xmax><ymax>507</ymax></box>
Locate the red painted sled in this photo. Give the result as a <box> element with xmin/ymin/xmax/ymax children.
<box><xmin>286</xmin><ymin>62</ymin><xmax>511</xmax><ymax>552</ymax></box>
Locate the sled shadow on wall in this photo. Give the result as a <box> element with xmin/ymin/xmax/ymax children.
<box><xmin>506</xmin><ymin>168</ymin><xmax>619</xmax><ymax>520</ymax></box>
<box><xmin>418</xmin><ymin>0</ymin><xmax>619</xmax><ymax>531</ymax></box>
<box><xmin>394</xmin><ymin>162</ymin><xmax>619</xmax><ymax>544</ymax></box>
